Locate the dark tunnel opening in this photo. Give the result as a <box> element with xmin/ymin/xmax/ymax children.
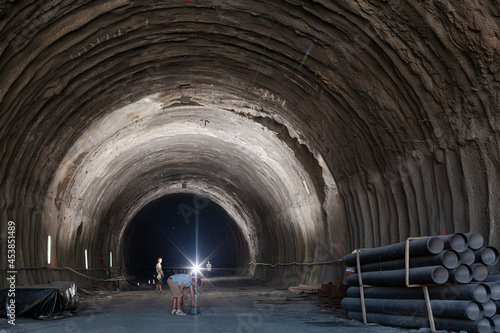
<box><xmin>122</xmin><ymin>193</ymin><xmax>249</xmax><ymax>281</ymax></box>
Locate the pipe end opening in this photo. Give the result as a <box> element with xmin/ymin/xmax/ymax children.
<box><xmin>467</xmin><ymin>232</ymin><xmax>485</xmax><ymax>250</ymax></box>
<box><xmin>432</xmin><ymin>266</ymin><xmax>449</xmax><ymax>284</ymax></box>
<box><xmin>428</xmin><ymin>237</ymin><xmax>445</xmax><ymax>254</ymax></box>
<box><xmin>451</xmin><ymin>265</ymin><xmax>471</xmax><ymax>283</ymax></box>
<box><xmin>449</xmin><ymin>233</ymin><xmax>468</xmax><ymax>252</ymax></box>
<box><xmin>466</xmin><ymin>301</ymin><xmax>482</xmax><ymax>321</ymax></box>
<box><xmin>473</xmin><ymin>284</ymin><xmax>490</xmax><ymax>303</ymax></box>
<box><xmin>482</xmin><ymin>300</ymin><xmax>497</xmax><ymax>317</ymax></box>
<box><xmin>487</xmin><ymin>283</ymin><xmax>500</xmax><ymax>301</ymax></box>
<box><xmin>460</xmin><ymin>248</ymin><xmax>475</xmax><ymax>265</ymax></box>
<box><xmin>472</xmin><ymin>264</ymin><xmax>488</xmax><ymax>281</ymax></box>
<box><xmin>480</xmin><ymin>247</ymin><xmax>500</xmax><ymax>266</ymax></box>
<box><xmin>442</xmin><ymin>250</ymin><xmax>460</xmax><ymax>269</ymax></box>
<box><xmin>476</xmin><ymin>317</ymin><xmax>493</xmax><ymax>333</ymax></box>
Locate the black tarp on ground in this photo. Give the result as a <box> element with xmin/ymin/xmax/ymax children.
<box><xmin>0</xmin><ymin>281</ymin><xmax>76</xmax><ymax>319</ymax></box>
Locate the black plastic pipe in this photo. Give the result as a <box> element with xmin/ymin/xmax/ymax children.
<box><xmin>475</xmin><ymin>247</ymin><xmax>500</xmax><ymax>266</ymax></box>
<box><xmin>449</xmin><ymin>264</ymin><xmax>473</xmax><ymax>283</ymax></box>
<box><xmin>439</xmin><ymin>233</ymin><xmax>468</xmax><ymax>252</ymax></box>
<box><xmin>491</xmin><ymin>315</ymin><xmax>500</xmax><ymax>333</ymax></box>
<box><xmin>347</xmin><ymin>311</ymin><xmax>493</xmax><ymax>333</ymax></box>
<box><xmin>495</xmin><ymin>301</ymin><xmax>500</xmax><ymax>315</ymax></box>
<box><xmin>346</xmin><ymin>266</ymin><xmax>449</xmax><ymax>287</ymax></box>
<box><xmin>465</xmin><ymin>232</ymin><xmax>485</xmax><ymax>250</ymax></box>
<box><xmin>462</xmin><ymin>248</ymin><xmax>476</xmax><ymax>265</ymax></box>
<box><xmin>342</xmin><ymin>297</ymin><xmax>483</xmax><ymax>320</ymax></box>
<box><xmin>483</xmin><ymin>275</ymin><xmax>500</xmax><ymax>283</ymax></box>
<box><xmin>482</xmin><ymin>300</ymin><xmax>497</xmax><ymax>317</ymax></box>
<box><xmin>470</xmin><ymin>263</ymin><xmax>488</xmax><ymax>281</ymax></box>
<box><xmin>347</xmin><ymin>283</ymin><xmax>490</xmax><ymax>303</ymax></box>
<box><xmin>344</xmin><ymin>237</ymin><xmax>444</xmax><ymax>267</ymax></box>
<box><xmin>479</xmin><ymin>282</ymin><xmax>500</xmax><ymax>301</ymax></box>
<box><xmin>356</xmin><ymin>250</ymin><xmax>460</xmax><ymax>272</ymax></box>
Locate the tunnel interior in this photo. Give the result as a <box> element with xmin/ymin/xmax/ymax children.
<box><xmin>122</xmin><ymin>193</ymin><xmax>249</xmax><ymax>280</ymax></box>
<box><xmin>1</xmin><ymin>1</ymin><xmax>499</xmax><ymax>289</ymax></box>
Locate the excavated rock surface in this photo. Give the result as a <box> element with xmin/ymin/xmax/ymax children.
<box><xmin>0</xmin><ymin>1</ymin><xmax>499</xmax><ymax>286</ymax></box>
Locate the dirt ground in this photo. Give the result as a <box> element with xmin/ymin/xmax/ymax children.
<box><xmin>0</xmin><ymin>277</ymin><xmax>431</xmax><ymax>333</ymax></box>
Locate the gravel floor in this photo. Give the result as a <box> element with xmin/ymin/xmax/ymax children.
<box><xmin>0</xmin><ymin>277</ymin><xmax>432</xmax><ymax>333</ymax></box>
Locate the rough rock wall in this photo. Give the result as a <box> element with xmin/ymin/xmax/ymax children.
<box><xmin>0</xmin><ymin>0</ymin><xmax>499</xmax><ymax>286</ymax></box>
<box><xmin>329</xmin><ymin>0</ymin><xmax>500</xmax><ymax>253</ymax></box>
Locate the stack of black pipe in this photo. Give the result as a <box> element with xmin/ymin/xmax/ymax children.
<box><xmin>484</xmin><ymin>275</ymin><xmax>500</xmax><ymax>331</ymax></box>
<box><xmin>341</xmin><ymin>232</ymin><xmax>500</xmax><ymax>333</ymax></box>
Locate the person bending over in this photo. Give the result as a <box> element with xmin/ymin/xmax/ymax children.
<box><xmin>167</xmin><ymin>273</ymin><xmax>202</xmax><ymax>315</ymax></box>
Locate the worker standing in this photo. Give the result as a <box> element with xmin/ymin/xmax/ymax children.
<box><xmin>156</xmin><ymin>257</ymin><xmax>165</xmax><ymax>294</ymax></box>
<box><xmin>206</xmin><ymin>261</ymin><xmax>212</xmax><ymax>278</ymax></box>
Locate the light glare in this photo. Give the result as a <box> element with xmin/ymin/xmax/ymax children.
<box><xmin>191</xmin><ymin>264</ymin><xmax>200</xmax><ymax>275</ymax></box>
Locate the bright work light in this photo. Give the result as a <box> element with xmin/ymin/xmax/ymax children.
<box><xmin>191</xmin><ymin>264</ymin><xmax>200</xmax><ymax>275</ymax></box>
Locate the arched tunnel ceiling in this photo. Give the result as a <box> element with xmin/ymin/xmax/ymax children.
<box><xmin>1</xmin><ymin>0</ymin><xmax>500</xmax><ymax>282</ymax></box>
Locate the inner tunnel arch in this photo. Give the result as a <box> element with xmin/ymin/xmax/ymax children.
<box><xmin>38</xmin><ymin>94</ymin><xmax>336</xmax><ymax>284</ymax></box>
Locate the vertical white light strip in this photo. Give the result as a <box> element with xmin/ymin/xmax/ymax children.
<box><xmin>47</xmin><ymin>235</ymin><xmax>51</xmax><ymax>264</ymax></box>
<box><xmin>85</xmin><ymin>249</ymin><xmax>88</xmax><ymax>269</ymax></box>
<box><xmin>303</xmin><ymin>180</ymin><xmax>310</xmax><ymax>194</ymax></box>
<box><xmin>110</xmin><ymin>252</ymin><xmax>113</xmax><ymax>268</ymax></box>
